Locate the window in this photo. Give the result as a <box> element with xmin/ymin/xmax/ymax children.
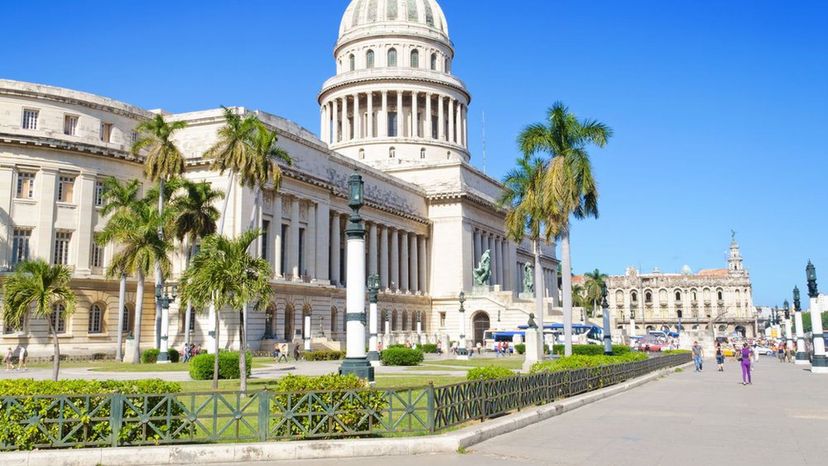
<box><xmin>3</xmin><ymin>314</ymin><xmax>23</xmax><ymax>334</ymax></box>
<box><xmin>359</xmin><ymin>148</ymin><xmax>365</xmax><ymax>159</ymax></box>
<box><xmin>387</xmin><ymin>112</ymin><xmax>398</xmax><ymax>137</ymax></box>
<box><xmin>717</xmin><ymin>290</ymin><xmax>723</xmax><ymax>301</ymax></box>
<box><xmin>330</xmin><ymin>306</ymin><xmax>337</xmax><ymax>333</ymax></box>
<box><xmin>349</xmin><ymin>54</ymin><xmax>355</xmax><ymax>71</ymax></box>
<box><xmin>261</xmin><ymin>220</ymin><xmax>270</xmax><ymax>261</ymax></box>
<box><xmin>22</xmin><ymin>109</ymin><xmax>39</xmax><ymax>130</ymax></box>
<box><xmin>280</xmin><ymin>224</ymin><xmax>288</xmax><ymax>275</ymax></box>
<box><xmin>94</xmin><ymin>180</ymin><xmax>105</xmax><ymax>207</ymax></box>
<box><xmin>631</xmin><ymin>291</ymin><xmax>638</xmax><ymax>303</ymax></box>
<box><xmin>387</xmin><ymin>48</ymin><xmax>397</xmax><ymax>67</ymax></box>
<box><xmin>366</xmin><ymin>50</ymin><xmax>375</xmax><ymax>68</ymax></box>
<box><xmin>58</xmin><ymin>176</ymin><xmax>75</xmax><ymax>203</ymax></box>
<box><xmin>51</xmin><ymin>303</ymin><xmax>66</xmax><ymax>334</ymax></box>
<box><xmin>121</xmin><ymin>305</ymin><xmax>133</xmax><ymax>333</ymax></box>
<box><xmin>445</xmin><ymin>58</ymin><xmax>451</xmax><ymax>73</ymax></box>
<box><xmin>430</xmin><ymin>53</ymin><xmax>437</xmax><ymax>71</ymax></box>
<box><xmin>54</xmin><ymin>231</ymin><xmax>72</xmax><ymax>265</ymax></box>
<box><xmin>88</xmin><ymin>304</ymin><xmax>104</xmax><ymax>334</ymax></box>
<box><xmin>130</xmin><ymin>130</ymin><xmax>139</xmax><ymax>145</ymax></box>
<box><xmin>439</xmin><ymin>312</ymin><xmax>446</xmax><ymax>328</ymax></box>
<box><xmin>64</xmin><ymin>114</ymin><xmax>79</xmax><ymax>135</ymax></box>
<box><xmin>11</xmin><ymin>229</ymin><xmax>32</xmax><ymax>266</ymax></box>
<box><xmin>410</xmin><ymin>49</ymin><xmax>419</xmax><ymax>68</ymax></box>
<box><xmin>16</xmin><ymin>171</ymin><xmax>35</xmax><ymax>199</ymax></box>
<box><xmin>675</xmin><ymin>291</ymin><xmax>682</xmax><ymax>301</ymax></box>
<box><xmin>420</xmin><ymin>148</ymin><xmax>426</xmax><ymax>159</ymax></box>
<box><xmin>389</xmin><ymin>147</ymin><xmax>396</xmax><ymax>158</ymax></box>
<box><xmin>100</xmin><ymin>122</ymin><xmax>113</xmax><ymax>142</ymax></box>
<box><xmin>298</xmin><ymin>227</ymin><xmax>305</xmax><ymax>276</ymax></box>
<box><xmin>644</xmin><ymin>291</ymin><xmax>652</xmax><ymax>303</ymax></box>
<box><xmin>91</xmin><ymin>234</ymin><xmax>104</xmax><ymax>268</ymax></box>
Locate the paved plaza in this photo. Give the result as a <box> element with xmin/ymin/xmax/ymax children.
<box><xmin>196</xmin><ymin>356</ymin><xmax>828</xmax><ymax>466</ymax></box>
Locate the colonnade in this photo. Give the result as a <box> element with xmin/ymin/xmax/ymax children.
<box><xmin>472</xmin><ymin>227</ymin><xmax>511</xmax><ymax>290</ymax></box>
<box><xmin>320</xmin><ymin>90</ymin><xmax>468</xmax><ymax>148</ymax></box>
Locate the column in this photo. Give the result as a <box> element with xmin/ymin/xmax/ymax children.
<box><xmin>0</xmin><ymin>165</ymin><xmax>13</xmax><ymax>269</ymax></box>
<box><xmin>400</xmin><ymin>230</ymin><xmax>409</xmax><ymax>292</ymax></box>
<box><xmin>330</xmin><ymin>213</ymin><xmax>341</xmax><ymax>285</ymax></box>
<box><xmin>342</xmin><ymin>96</ymin><xmax>350</xmax><ymax>141</ymax></box>
<box><xmin>390</xmin><ymin>228</ymin><xmax>399</xmax><ymax>291</ymax></box>
<box><xmin>425</xmin><ymin>93</ymin><xmax>432</xmax><ymax>139</ymax></box>
<box><xmin>353</xmin><ymin>93</ymin><xmax>361</xmax><ymax>140</ymax></box>
<box><xmin>448</xmin><ymin>99</ymin><xmax>455</xmax><ymax>144</ymax></box>
<box><xmin>341</xmin><ymin>214</ymin><xmax>348</xmax><ymax>284</ymax></box>
<box><xmin>381</xmin><ymin>91</ymin><xmax>388</xmax><ymax>137</ymax></box>
<box><xmin>368</xmin><ymin>223</ymin><xmax>378</xmax><ymax>278</ymax></box>
<box><xmin>437</xmin><ymin>95</ymin><xmax>445</xmax><ymax>141</ymax></box>
<box><xmin>320</xmin><ymin>105</ymin><xmax>327</xmax><ymax>143</ymax></box>
<box><xmin>35</xmin><ymin>168</ymin><xmax>58</xmax><ymax>262</ymax></box>
<box><xmin>305</xmin><ymin>203</ymin><xmax>316</xmax><ymax>279</ymax></box>
<box><xmin>487</xmin><ymin>234</ymin><xmax>494</xmax><ymax>285</ymax></box>
<box><xmin>473</xmin><ymin>230</ymin><xmax>482</xmax><ymax>266</ymax></box>
<box><xmin>410</xmin><ymin>233</ymin><xmax>419</xmax><ymax>293</ymax></box>
<box><xmin>288</xmin><ymin>197</ymin><xmax>300</xmax><ymax>280</ymax></box>
<box><xmin>396</xmin><ymin>90</ymin><xmax>404</xmax><ymax>137</ymax></box>
<box><xmin>463</xmin><ymin>104</ymin><xmax>468</xmax><ymax>147</ymax></box>
<box><xmin>494</xmin><ymin>237</ymin><xmax>502</xmax><ymax>286</ymax></box>
<box><xmin>315</xmin><ymin>201</ymin><xmax>330</xmax><ymax>281</ymax></box>
<box><xmin>332</xmin><ymin>99</ymin><xmax>339</xmax><ymax>143</ymax></box>
<box><xmin>418</xmin><ymin>235</ymin><xmax>427</xmax><ymax>294</ymax></box>
<box><xmin>273</xmin><ymin>195</ymin><xmax>283</xmax><ymax>277</ymax></box>
<box><xmin>366</xmin><ymin>92</ymin><xmax>374</xmax><ymax>138</ymax></box>
<box><xmin>380</xmin><ymin>225</ymin><xmax>389</xmax><ymax>289</ymax></box>
<box><xmin>411</xmin><ymin>91</ymin><xmax>419</xmax><ymax>138</ymax></box>
<box><xmin>74</xmin><ymin>172</ymin><xmax>96</xmax><ymax>274</ymax></box>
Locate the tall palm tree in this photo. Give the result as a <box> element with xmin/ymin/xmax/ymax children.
<box><xmin>2</xmin><ymin>260</ymin><xmax>75</xmax><ymax>380</ymax></box>
<box><xmin>98</xmin><ymin>177</ymin><xmax>141</xmax><ymax>361</ymax></box>
<box><xmin>583</xmin><ymin>269</ymin><xmax>608</xmax><ymax>319</ymax></box>
<box><xmin>172</xmin><ymin>181</ymin><xmax>224</xmax><ymax>348</ymax></box>
<box><xmin>99</xmin><ymin>201</ymin><xmax>174</xmax><ymax>363</ymax></box>
<box><xmin>132</xmin><ymin>114</ymin><xmax>187</xmax><ymax>352</ymax></box>
<box><xmin>519</xmin><ymin>102</ymin><xmax>612</xmax><ymax>356</ymax></box>
<box><xmin>179</xmin><ymin>229</ymin><xmax>271</xmax><ymax>391</ymax></box>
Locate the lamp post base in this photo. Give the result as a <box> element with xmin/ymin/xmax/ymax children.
<box><xmin>339</xmin><ymin>357</ymin><xmax>375</xmax><ymax>381</ymax></box>
<box><xmin>811</xmin><ymin>355</ymin><xmax>828</xmax><ymax>373</ymax></box>
<box><xmin>795</xmin><ymin>353</ymin><xmax>810</xmax><ymax>365</ymax></box>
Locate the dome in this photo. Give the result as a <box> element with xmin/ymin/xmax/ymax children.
<box><xmin>339</xmin><ymin>0</ymin><xmax>449</xmax><ymax>39</ymax></box>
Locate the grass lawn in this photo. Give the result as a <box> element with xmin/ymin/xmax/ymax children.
<box><xmin>28</xmin><ymin>356</ymin><xmax>276</xmax><ymax>373</ymax></box>
<box><xmin>418</xmin><ymin>356</ymin><xmax>525</xmax><ymax>370</ymax></box>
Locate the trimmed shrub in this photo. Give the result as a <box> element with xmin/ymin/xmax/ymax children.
<box><xmin>515</xmin><ymin>343</ymin><xmax>526</xmax><ymax>354</ymax></box>
<box><xmin>662</xmin><ymin>349</ymin><xmax>691</xmax><ymax>355</ymax></box>
<box><xmin>188</xmin><ymin>351</ymin><xmax>252</xmax><ymax>380</ymax></box>
<box><xmin>419</xmin><ymin>343</ymin><xmax>438</xmax><ymax>353</ymax></box>
<box><xmin>168</xmin><ymin>348</ymin><xmax>180</xmax><ymax>363</ymax></box>
<box><xmin>551</xmin><ymin>344</ymin><xmax>631</xmax><ymax>356</ymax></box>
<box><xmin>0</xmin><ymin>379</ymin><xmax>183</xmax><ymax>450</ymax></box>
<box><xmin>530</xmin><ymin>352</ymin><xmax>647</xmax><ymax>374</ymax></box>
<box><xmin>380</xmin><ymin>347</ymin><xmax>424</xmax><ymax>366</ymax></box>
<box><xmin>141</xmin><ymin>348</ymin><xmax>160</xmax><ymax>364</ymax></box>
<box><xmin>303</xmin><ymin>350</ymin><xmax>345</xmax><ymax>361</ymax></box>
<box><xmin>467</xmin><ymin>366</ymin><xmax>515</xmax><ymax>381</ymax></box>
<box><xmin>270</xmin><ymin>374</ymin><xmax>388</xmax><ymax>437</ymax></box>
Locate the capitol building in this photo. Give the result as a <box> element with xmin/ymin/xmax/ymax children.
<box><xmin>0</xmin><ymin>0</ymin><xmax>560</xmax><ymax>358</ymax></box>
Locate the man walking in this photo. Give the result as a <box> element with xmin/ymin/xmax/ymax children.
<box><xmin>692</xmin><ymin>341</ymin><xmax>704</xmax><ymax>372</ymax></box>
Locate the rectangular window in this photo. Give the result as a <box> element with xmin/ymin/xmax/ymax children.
<box><xmin>91</xmin><ymin>235</ymin><xmax>104</xmax><ymax>268</ymax></box>
<box><xmin>57</xmin><ymin>176</ymin><xmax>75</xmax><ymax>203</ymax></box>
<box><xmin>94</xmin><ymin>180</ymin><xmax>105</xmax><ymax>207</ymax></box>
<box><xmin>261</xmin><ymin>220</ymin><xmax>270</xmax><ymax>262</ymax></box>
<box><xmin>51</xmin><ymin>304</ymin><xmax>66</xmax><ymax>334</ymax></box>
<box><xmin>100</xmin><ymin>122</ymin><xmax>113</xmax><ymax>142</ymax></box>
<box><xmin>16</xmin><ymin>171</ymin><xmax>35</xmax><ymax>199</ymax></box>
<box><xmin>54</xmin><ymin>231</ymin><xmax>72</xmax><ymax>265</ymax></box>
<box><xmin>388</xmin><ymin>112</ymin><xmax>398</xmax><ymax>137</ymax></box>
<box><xmin>121</xmin><ymin>306</ymin><xmax>132</xmax><ymax>333</ymax></box>
<box><xmin>64</xmin><ymin>114</ymin><xmax>79</xmax><ymax>135</ymax></box>
<box><xmin>88</xmin><ymin>304</ymin><xmax>103</xmax><ymax>334</ymax></box>
<box><xmin>130</xmin><ymin>130</ymin><xmax>139</xmax><ymax>145</ymax></box>
<box><xmin>22</xmin><ymin>109</ymin><xmax>39</xmax><ymax>130</ymax></box>
<box><xmin>3</xmin><ymin>315</ymin><xmax>23</xmax><ymax>335</ymax></box>
<box><xmin>280</xmin><ymin>224</ymin><xmax>288</xmax><ymax>276</ymax></box>
<box><xmin>298</xmin><ymin>227</ymin><xmax>305</xmax><ymax>276</ymax></box>
<box><xmin>439</xmin><ymin>312</ymin><xmax>446</xmax><ymax>328</ymax></box>
<box><xmin>11</xmin><ymin>229</ymin><xmax>32</xmax><ymax>265</ymax></box>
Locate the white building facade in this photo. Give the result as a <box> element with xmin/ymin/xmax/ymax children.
<box><xmin>0</xmin><ymin>0</ymin><xmax>559</xmax><ymax>359</ymax></box>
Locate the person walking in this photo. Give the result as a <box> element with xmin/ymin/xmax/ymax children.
<box><xmin>692</xmin><ymin>341</ymin><xmax>704</xmax><ymax>372</ymax></box>
<box><xmin>17</xmin><ymin>345</ymin><xmax>27</xmax><ymax>371</ymax></box>
<box><xmin>740</xmin><ymin>342</ymin><xmax>753</xmax><ymax>385</ymax></box>
<box><xmin>4</xmin><ymin>347</ymin><xmax>14</xmax><ymax>371</ymax></box>
<box><xmin>715</xmin><ymin>345</ymin><xmax>725</xmax><ymax>372</ymax></box>
<box><xmin>277</xmin><ymin>343</ymin><xmax>288</xmax><ymax>363</ymax></box>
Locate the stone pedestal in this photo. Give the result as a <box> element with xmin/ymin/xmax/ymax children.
<box><xmin>522</xmin><ymin>328</ymin><xmax>544</xmax><ymax>372</ymax></box>
<box><xmin>124</xmin><ymin>337</ymin><xmax>138</xmax><ymax>364</ymax></box>
<box><xmin>440</xmin><ymin>334</ymin><xmax>450</xmax><ymax>356</ymax></box>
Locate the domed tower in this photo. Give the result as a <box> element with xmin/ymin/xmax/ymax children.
<box><xmin>319</xmin><ymin>0</ymin><xmax>471</xmax><ymax>168</ymax></box>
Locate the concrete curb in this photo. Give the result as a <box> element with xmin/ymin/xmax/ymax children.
<box><xmin>1</xmin><ymin>362</ymin><xmax>690</xmax><ymax>466</ymax></box>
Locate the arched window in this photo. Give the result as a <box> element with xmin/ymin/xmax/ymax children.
<box><xmin>420</xmin><ymin>148</ymin><xmax>426</xmax><ymax>159</ymax></box>
<box><xmin>330</xmin><ymin>306</ymin><xmax>337</xmax><ymax>333</ymax></box>
<box><xmin>402</xmin><ymin>311</ymin><xmax>408</xmax><ymax>331</ymax></box>
<box><xmin>359</xmin><ymin>148</ymin><xmax>365</xmax><ymax>159</ymax></box>
<box><xmin>444</xmin><ymin>58</ymin><xmax>450</xmax><ymax>73</ymax></box>
<box><xmin>387</xmin><ymin>48</ymin><xmax>397</xmax><ymax>67</ymax></box>
<box><xmin>389</xmin><ymin>147</ymin><xmax>395</xmax><ymax>158</ymax></box>
<box><xmin>349</xmin><ymin>54</ymin><xmax>355</xmax><ymax>71</ymax></box>
<box><xmin>430</xmin><ymin>53</ymin><xmax>437</xmax><ymax>70</ymax></box>
<box><xmin>392</xmin><ymin>309</ymin><xmax>398</xmax><ymax>330</ymax></box>
<box><xmin>615</xmin><ymin>290</ymin><xmax>624</xmax><ymax>306</ymax></box>
<box><xmin>675</xmin><ymin>290</ymin><xmax>682</xmax><ymax>301</ymax></box>
<box><xmin>88</xmin><ymin>303</ymin><xmax>104</xmax><ymax>334</ymax></box>
<box><xmin>717</xmin><ymin>289</ymin><xmax>724</xmax><ymax>301</ymax></box>
<box><xmin>630</xmin><ymin>291</ymin><xmax>638</xmax><ymax>303</ymax></box>
<box><xmin>410</xmin><ymin>49</ymin><xmax>419</xmax><ymax>68</ymax></box>
<box><xmin>51</xmin><ymin>303</ymin><xmax>66</xmax><ymax>334</ymax></box>
<box><xmin>366</xmin><ymin>50</ymin><xmax>375</xmax><ymax>68</ymax></box>
<box><xmin>264</xmin><ymin>304</ymin><xmax>276</xmax><ymax>338</ymax></box>
<box><xmin>284</xmin><ymin>304</ymin><xmax>294</xmax><ymax>340</ymax></box>
<box><xmin>644</xmin><ymin>291</ymin><xmax>652</xmax><ymax>304</ymax></box>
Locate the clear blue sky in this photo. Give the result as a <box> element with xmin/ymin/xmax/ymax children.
<box><xmin>3</xmin><ymin>1</ymin><xmax>827</xmax><ymax>306</ymax></box>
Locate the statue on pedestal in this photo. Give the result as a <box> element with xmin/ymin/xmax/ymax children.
<box><xmin>473</xmin><ymin>250</ymin><xmax>492</xmax><ymax>286</ymax></box>
<box><xmin>523</xmin><ymin>262</ymin><xmax>534</xmax><ymax>293</ymax></box>
<box><xmin>527</xmin><ymin>313</ymin><xmax>538</xmax><ymax>329</ymax></box>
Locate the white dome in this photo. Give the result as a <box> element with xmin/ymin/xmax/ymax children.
<box><xmin>339</xmin><ymin>0</ymin><xmax>449</xmax><ymax>39</ymax></box>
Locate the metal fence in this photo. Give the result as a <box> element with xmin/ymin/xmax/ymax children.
<box><xmin>0</xmin><ymin>353</ymin><xmax>689</xmax><ymax>451</ymax></box>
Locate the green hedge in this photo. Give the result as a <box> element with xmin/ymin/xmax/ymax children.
<box><xmin>551</xmin><ymin>344</ymin><xmax>631</xmax><ymax>356</ymax></box>
<box><xmin>530</xmin><ymin>352</ymin><xmax>647</xmax><ymax>374</ymax></box>
<box><xmin>662</xmin><ymin>349</ymin><xmax>691</xmax><ymax>355</ymax></box>
<box><xmin>303</xmin><ymin>350</ymin><xmax>345</xmax><ymax>361</ymax></box>
<box><xmin>0</xmin><ymin>379</ymin><xmax>183</xmax><ymax>450</ymax></box>
<box><xmin>467</xmin><ymin>366</ymin><xmax>515</xmax><ymax>380</ymax></box>
<box><xmin>188</xmin><ymin>351</ymin><xmax>252</xmax><ymax>380</ymax></box>
<box><xmin>380</xmin><ymin>347</ymin><xmax>424</xmax><ymax>366</ymax></box>
<box><xmin>140</xmin><ymin>348</ymin><xmax>180</xmax><ymax>364</ymax></box>
<box><xmin>419</xmin><ymin>343</ymin><xmax>438</xmax><ymax>353</ymax></box>
<box><xmin>270</xmin><ymin>374</ymin><xmax>387</xmax><ymax>437</ymax></box>
<box><xmin>515</xmin><ymin>343</ymin><xmax>525</xmax><ymax>354</ymax></box>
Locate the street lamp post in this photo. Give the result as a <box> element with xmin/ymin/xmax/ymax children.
<box><xmin>783</xmin><ymin>300</ymin><xmax>793</xmax><ymax>352</ymax></box>
<box><xmin>339</xmin><ymin>173</ymin><xmax>374</xmax><ymax>381</ymax></box>
<box><xmin>367</xmin><ymin>273</ymin><xmax>380</xmax><ymax>366</ymax></box>
<box><xmin>601</xmin><ymin>284</ymin><xmax>612</xmax><ymax>355</ymax></box>
<box><xmin>793</xmin><ymin>286</ymin><xmax>808</xmax><ymax>365</ymax></box>
<box><xmin>629</xmin><ymin>307</ymin><xmax>636</xmax><ymax>340</ymax></box>
<box><xmin>457</xmin><ymin>291</ymin><xmax>468</xmax><ymax>358</ymax></box>
<box><xmin>155</xmin><ymin>284</ymin><xmax>177</xmax><ymax>363</ymax></box>
<box><xmin>806</xmin><ymin>261</ymin><xmax>827</xmax><ymax>374</ymax></box>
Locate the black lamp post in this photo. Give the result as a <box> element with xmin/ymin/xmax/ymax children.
<box><xmin>155</xmin><ymin>283</ymin><xmax>177</xmax><ymax>363</ymax></box>
<box><xmin>601</xmin><ymin>283</ymin><xmax>612</xmax><ymax>355</ymax></box>
<box><xmin>457</xmin><ymin>291</ymin><xmax>468</xmax><ymax>356</ymax></box>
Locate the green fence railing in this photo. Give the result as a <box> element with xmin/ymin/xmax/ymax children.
<box><xmin>0</xmin><ymin>353</ymin><xmax>690</xmax><ymax>451</ymax></box>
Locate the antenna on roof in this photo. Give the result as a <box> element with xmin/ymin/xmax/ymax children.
<box><xmin>481</xmin><ymin>111</ymin><xmax>487</xmax><ymax>174</ymax></box>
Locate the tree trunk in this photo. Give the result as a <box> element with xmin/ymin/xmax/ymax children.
<box><xmin>132</xmin><ymin>272</ymin><xmax>145</xmax><ymax>364</ymax></box>
<box><xmin>239</xmin><ymin>304</ymin><xmax>247</xmax><ymax>393</ymax></box>
<box><xmin>561</xmin><ymin>229</ymin><xmax>573</xmax><ymax>356</ymax></box>
<box><xmin>48</xmin><ymin>317</ymin><xmax>60</xmax><ymax>381</ymax></box>
<box><xmin>533</xmin><ymin>238</ymin><xmax>545</xmax><ymax>349</ymax></box>
<box><xmin>155</xmin><ymin>179</ymin><xmax>165</xmax><ymax>350</ymax></box>
<box><xmin>183</xmin><ymin>244</ymin><xmax>196</xmax><ymax>348</ymax></box>
<box><xmin>218</xmin><ymin>171</ymin><xmax>235</xmax><ymax>235</ymax></box>
<box><xmin>212</xmin><ymin>297</ymin><xmax>220</xmax><ymax>390</ymax></box>
<box><xmin>115</xmin><ymin>273</ymin><xmax>127</xmax><ymax>361</ymax></box>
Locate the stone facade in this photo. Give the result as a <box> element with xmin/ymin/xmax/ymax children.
<box><xmin>0</xmin><ymin>0</ymin><xmax>559</xmax><ymax>358</ymax></box>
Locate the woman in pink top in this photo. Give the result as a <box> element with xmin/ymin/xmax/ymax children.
<box><xmin>740</xmin><ymin>343</ymin><xmax>752</xmax><ymax>385</ymax></box>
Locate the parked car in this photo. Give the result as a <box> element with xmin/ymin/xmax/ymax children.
<box><xmin>754</xmin><ymin>346</ymin><xmax>774</xmax><ymax>355</ymax></box>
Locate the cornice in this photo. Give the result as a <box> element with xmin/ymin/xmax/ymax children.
<box><xmin>319</xmin><ymin>72</ymin><xmax>471</xmax><ymax>103</ymax></box>
<box><xmin>0</xmin><ymin>132</ymin><xmax>144</xmax><ymax>164</ymax></box>
<box><xmin>0</xmin><ymin>80</ymin><xmax>152</xmax><ymax>120</ymax></box>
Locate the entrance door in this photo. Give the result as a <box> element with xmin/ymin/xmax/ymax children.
<box><xmin>472</xmin><ymin>312</ymin><xmax>491</xmax><ymax>345</ymax></box>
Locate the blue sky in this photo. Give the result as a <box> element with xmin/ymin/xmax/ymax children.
<box><xmin>3</xmin><ymin>1</ymin><xmax>826</xmax><ymax>306</ymax></box>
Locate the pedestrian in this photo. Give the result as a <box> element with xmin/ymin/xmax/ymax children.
<box><xmin>272</xmin><ymin>342</ymin><xmax>281</xmax><ymax>361</ymax></box>
<box><xmin>692</xmin><ymin>341</ymin><xmax>704</xmax><ymax>372</ymax></box>
<box><xmin>740</xmin><ymin>342</ymin><xmax>752</xmax><ymax>385</ymax></box>
<box><xmin>278</xmin><ymin>343</ymin><xmax>288</xmax><ymax>363</ymax></box>
<box><xmin>181</xmin><ymin>343</ymin><xmax>190</xmax><ymax>363</ymax></box>
<box><xmin>476</xmin><ymin>341</ymin><xmax>482</xmax><ymax>355</ymax></box>
<box><xmin>777</xmin><ymin>343</ymin><xmax>785</xmax><ymax>363</ymax></box>
<box><xmin>786</xmin><ymin>345</ymin><xmax>794</xmax><ymax>363</ymax></box>
<box><xmin>4</xmin><ymin>347</ymin><xmax>14</xmax><ymax>371</ymax></box>
<box><xmin>752</xmin><ymin>342</ymin><xmax>759</xmax><ymax>363</ymax></box>
<box><xmin>715</xmin><ymin>345</ymin><xmax>725</xmax><ymax>372</ymax></box>
<box><xmin>293</xmin><ymin>345</ymin><xmax>301</xmax><ymax>361</ymax></box>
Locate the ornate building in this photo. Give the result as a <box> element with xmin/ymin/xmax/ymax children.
<box><xmin>0</xmin><ymin>0</ymin><xmax>559</xmax><ymax>358</ymax></box>
<box><xmin>606</xmin><ymin>237</ymin><xmax>757</xmax><ymax>338</ymax></box>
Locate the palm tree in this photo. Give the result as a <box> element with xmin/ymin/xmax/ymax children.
<box><xmin>132</xmin><ymin>114</ymin><xmax>187</xmax><ymax>352</ymax></box>
<box><xmin>2</xmin><ymin>260</ymin><xmax>75</xmax><ymax>380</ymax></box>
<box><xmin>519</xmin><ymin>102</ymin><xmax>612</xmax><ymax>356</ymax></box>
<box><xmin>179</xmin><ymin>230</ymin><xmax>271</xmax><ymax>390</ymax></box>
<box><xmin>172</xmin><ymin>181</ymin><xmax>224</xmax><ymax>348</ymax></box>
<box><xmin>98</xmin><ymin>177</ymin><xmax>141</xmax><ymax>361</ymax></box>
<box><xmin>583</xmin><ymin>269</ymin><xmax>608</xmax><ymax>319</ymax></box>
<box><xmin>99</xmin><ymin>201</ymin><xmax>174</xmax><ymax>363</ymax></box>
